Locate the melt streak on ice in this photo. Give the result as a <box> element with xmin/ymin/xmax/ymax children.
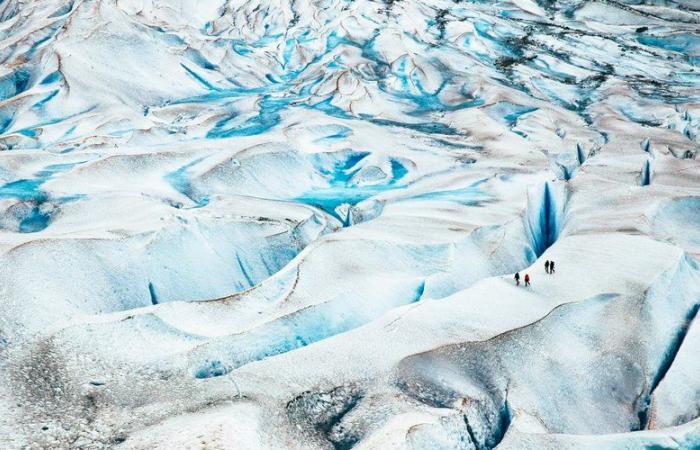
<box><xmin>1</xmin><ymin>0</ymin><xmax>700</xmax><ymax>448</ymax></box>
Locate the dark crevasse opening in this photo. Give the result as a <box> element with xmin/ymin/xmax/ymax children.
<box><xmin>640</xmin><ymin>159</ymin><xmax>653</xmax><ymax>186</ymax></box>
<box><xmin>489</xmin><ymin>400</ymin><xmax>512</xmax><ymax>449</ymax></box>
<box><xmin>669</xmin><ymin>147</ymin><xmax>696</xmax><ymax>160</ymax></box>
<box><xmin>576</xmin><ymin>143</ymin><xmax>587</xmax><ymax>165</ymax></box>
<box><xmin>148</xmin><ymin>282</ymin><xmax>158</xmax><ymax>305</ymax></box>
<box><xmin>556</xmin><ymin>163</ymin><xmax>572</xmax><ymax>181</ymax></box>
<box><xmin>527</xmin><ymin>181</ymin><xmax>563</xmax><ymax>258</ymax></box>
<box><xmin>637</xmin><ymin>302</ymin><xmax>700</xmax><ymax>430</ymax></box>
<box><xmin>462</xmin><ymin>398</ymin><xmax>512</xmax><ymax>450</ymax></box>
<box><xmin>554</xmin><ymin>144</ymin><xmax>588</xmax><ymax>182</ymax></box>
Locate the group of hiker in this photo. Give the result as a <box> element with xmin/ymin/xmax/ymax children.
<box><xmin>514</xmin><ymin>260</ymin><xmax>556</xmax><ymax>287</ymax></box>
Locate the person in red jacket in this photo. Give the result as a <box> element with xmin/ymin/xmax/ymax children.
<box><xmin>524</xmin><ymin>273</ymin><xmax>531</xmax><ymax>287</ymax></box>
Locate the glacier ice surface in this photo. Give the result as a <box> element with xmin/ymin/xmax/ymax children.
<box><xmin>1</xmin><ymin>0</ymin><xmax>700</xmax><ymax>448</ymax></box>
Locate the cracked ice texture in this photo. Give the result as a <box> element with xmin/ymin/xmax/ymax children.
<box><xmin>1</xmin><ymin>0</ymin><xmax>700</xmax><ymax>448</ymax></box>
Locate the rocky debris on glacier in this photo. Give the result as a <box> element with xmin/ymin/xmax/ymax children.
<box><xmin>0</xmin><ymin>0</ymin><xmax>699</xmax><ymax>448</ymax></box>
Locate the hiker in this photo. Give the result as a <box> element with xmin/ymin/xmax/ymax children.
<box><xmin>524</xmin><ymin>273</ymin><xmax>530</xmax><ymax>287</ymax></box>
<box><xmin>550</xmin><ymin>261</ymin><xmax>555</xmax><ymax>274</ymax></box>
<box><xmin>544</xmin><ymin>260</ymin><xmax>550</xmax><ymax>274</ymax></box>
<box><xmin>514</xmin><ymin>272</ymin><xmax>520</xmax><ymax>286</ymax></box>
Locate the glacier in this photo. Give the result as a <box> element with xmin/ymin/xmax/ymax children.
<box><xmin>1</xmin><ymin>0</ymin><xmax>700</xmax><ymax>448</ymax></box>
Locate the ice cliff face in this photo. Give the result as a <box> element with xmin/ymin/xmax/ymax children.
<box><xmin>1</xmin><ymin>0</ymin><xmax>700</xmax><ymax>448</ymax></box>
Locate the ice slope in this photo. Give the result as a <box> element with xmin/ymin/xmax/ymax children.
<box><xmin>1</xmin><ymin>0</ymin><xmax>700</xmax><ymax>448</ymax></box>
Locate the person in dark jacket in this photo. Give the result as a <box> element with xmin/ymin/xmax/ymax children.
<box><xmin>514</xmin><ymin>272</ymin><xmax>520</xmax><ymax>286</ymax></box>
<box><xmin>544</xmin><ymin>260</ymin><xmax>550</xmax><ymax>274</ymax></box>
<box><xmin>550</xmin><ymin>261</ymin><xmax>555</xmax><ymax>274</ymax></box>
<box><xmin>524</xmin><ymin>273</ymin><xmax>531</xmax><ymax>286</ymax></box>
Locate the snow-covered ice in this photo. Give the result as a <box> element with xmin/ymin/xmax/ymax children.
<box><xmin>1</xmin><ymin>0</ymin><xmax>700</xmax><ymax>448</ymax></box>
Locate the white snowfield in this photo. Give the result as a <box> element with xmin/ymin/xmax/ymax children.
<box><xmin>1</xmin><ymin>0</ymin><xmax>699</xmax><ymax>448</ymax></box>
